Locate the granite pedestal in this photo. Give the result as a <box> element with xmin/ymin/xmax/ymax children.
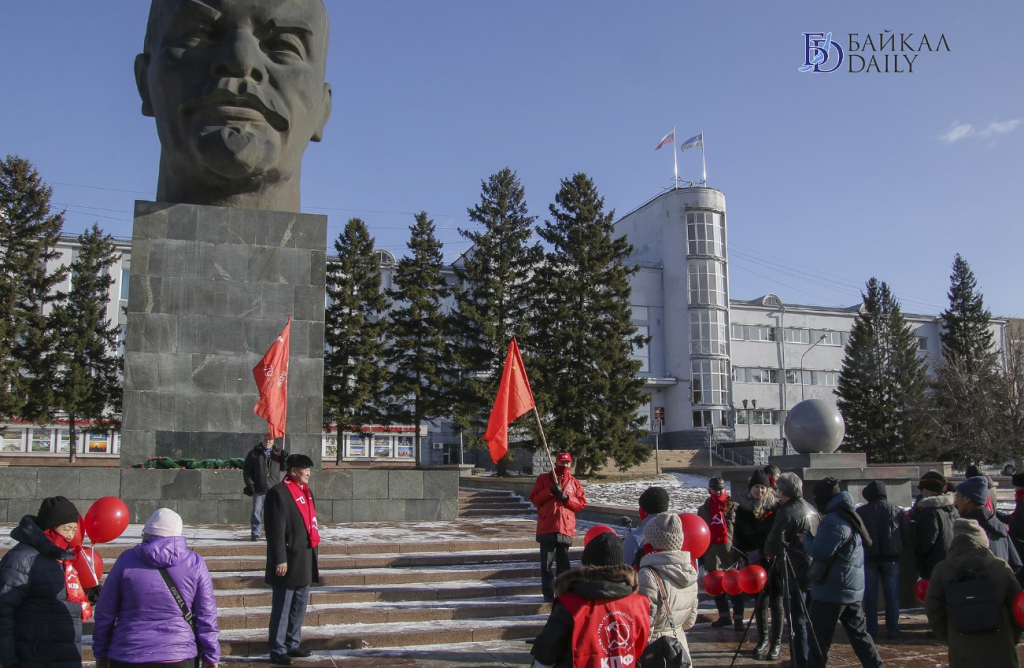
<box><xmin>121</xmin><ymin>201</ymin><xmax>327</xmax><ymax>465</ymax></box>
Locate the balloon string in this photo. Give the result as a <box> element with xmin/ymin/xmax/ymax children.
<box><xmin>84</xmin><ymin>537</ymin><xmax>99</xmax><ymax>583</ymax></box>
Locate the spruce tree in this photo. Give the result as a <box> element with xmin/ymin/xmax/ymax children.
<box><xmin>323</xmin><ymin>218</ymin><xmax>390</xmax><ymax>463</ymax></box>
<box><xmin>940</xmin><ymin>254</ymin><xmax>994</xmax><ymax>366</ymax></box>
<box><xmin>46</xmin><ymin>224</ymin><xmax>122</xmax><ymax>463</ymax></box>
<box><xmin>529</xmin><ymin>173</ymin><xmax>649</xmax><ymax>474</ymax></box>
<box><xmin>0</xmin><ymin>155</ymin><xmax>68</xmax><ymax>420</ymax></box>
<box><xmin>382</xmin><ymin>212</ymin><xmax>453</xmax><ymax>465</ymax></box>
<box><xmin>835</xmin><ymin>278</ymin><xmax>929</xmax><ymax>463</ymax></box>
<box><xmin>931</xmin><ymin>254</ymin><xmax>1001</xmax><ymax>465</ymax></box>
<box><xmin>450</xmin><ymin>168</ymin><xmax>543</xmax><ymax>465</ymax></box>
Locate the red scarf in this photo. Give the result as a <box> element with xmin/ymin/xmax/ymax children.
<box><xmin>45</xmin><ymin>530</ymin><xmax>92</xmax><ymax>622</ymax></box>
<box><xmin>707</xmin><ymin>492</ymin><xmax>730</xmax><ymax>544</ymax></box>
<box><xmin>283</xmin><ymin>476</ymin><xmax>320</xmax><ymax>549</ymax></box>
<box><xmin>1016</xmin><ymin>488</ymin><xmax>1024</xmax><ymax>503</ymax></box>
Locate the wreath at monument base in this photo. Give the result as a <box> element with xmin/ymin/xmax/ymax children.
<box><xmin>129</xmin><ymin>456</ymin><xmax>245</xmax><ymax>470</ymax></box>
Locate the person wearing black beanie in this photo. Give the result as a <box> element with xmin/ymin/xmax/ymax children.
<box><xmin>735</xmin><ymin>469</ymin><xmax>782</xmax><ymax>659</ymax></box>
<box><xmin>36</xmin><ymin>496</ymin><xmax>80</xmax><ymax>532</ymax></box>
<box><xmin>0</xmin><ymin>498</ymin><xmax>85</xmax><ymax>667</ymax></box>
<box><xmin>803</xmin><ymin>478</ymin><xmax>883</xmax><ymax>668</ymax></box>
<box><xmin>623</xmin><ymin>486</ymin><xmax>670</xmax><ymax>567</ymax></box>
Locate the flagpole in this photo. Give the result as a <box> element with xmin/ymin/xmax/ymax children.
<box><xmin>672</xmin><ymin>125</ymin><xmax>678</xmax><ymax>189</ymax></box>
<box><xmin>701</xmin><ymin>130</ymin><xmax>707</xmax><ymax>185</ymax></box>
<box><xmin>531</xmin><ymin>407</ymin><xmax>558</xmax><ymax>482</ymax></box>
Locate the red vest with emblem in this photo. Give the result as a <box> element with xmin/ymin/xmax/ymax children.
<box><xmin>559</xmin><ymin>592</ymin><xmax>651</xmax><ymax>668</ymax></box>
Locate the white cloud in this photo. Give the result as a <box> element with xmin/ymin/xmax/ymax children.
<box><xmin>940</xmin><ymin>122</ymin><xmax>973</xmax><ymax>143</ymax></box>
<box><xmin>940</xmin><ymin>118</ymin><xmax>1021</xmax><ymax>143</ymax></box>
<box><xmin>978</xmin><ymin>119</ymin><xmax>1022</xmax><ymax>137</ymax></box>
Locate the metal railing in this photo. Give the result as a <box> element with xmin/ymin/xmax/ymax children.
<box><xmin>708</xmin><ymin>439</ymin><xmax>755</xmax><ymax>466</ymax></box>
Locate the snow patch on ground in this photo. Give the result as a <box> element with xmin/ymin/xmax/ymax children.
<box><xmin>580</xmin><ymin>472</ymin><xmax>718</xmax><ymax>513</ymax></box>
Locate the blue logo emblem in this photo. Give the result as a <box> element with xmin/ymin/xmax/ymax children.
<box><xmin>799</xmin><ymin>32</ymin><xmax>844</xmax><ymax>73</ymax></box>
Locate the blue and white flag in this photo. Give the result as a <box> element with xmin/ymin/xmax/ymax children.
<box><xmin>679</xmin><ymin>132</ymin><xmax>703</xmax><ymax>152</ymax></box>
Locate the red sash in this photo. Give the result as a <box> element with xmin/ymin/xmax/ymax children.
<box><xmin>283</xmin><ymin>477</ymin><xmax>320</xmax><ymax>549</ymax></box>
<box><xmin>559</xmin><ymin>592</ymin><xmax>651</xmax><ymax>668</ymax></box>
<box><xmin>46</xmin><ymin>529</ymin><xmax>92</xmax><ymax>621</ymax></box>
<box><xmin>707</xmin><ymin>493</ymin><xmax>730</xmax><ymax>544</ymax></box>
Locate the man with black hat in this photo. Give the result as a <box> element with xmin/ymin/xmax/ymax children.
<box><xmin>265</xmin><ymin>454</ymin><xmax>319</xmax><ymax>665</ymax></box>
<box><xmin>623</xmin><ymin>485</ymin><xmax>670</xmax><ymax>567</ymax></box>
<box><xmin>954</xmin><ymin>476</ymin><xmax>1023</xmax><ymax>572</ymax></box>
<box><xmin>912</xmin><ymin>470</ymin><xmax>958</xmax><ymax>581</ymax></box>
<box><xmin>803</xmin><ymin>478</ymin><xmax>883</xmax><ymax>668</ymax></box>
<box><xmin>530</xmin><ymin>532</ymin><xmax>651</xmax><ymax>668</ymax></box>
<box><xmin>696</xmin><ymin>477</ymin><xmax>743</xmax><ymax>630</ymax></box>
<box><xmin>530</xmin><ymin>452</ymin><xmax>587</xmax><ymax>602</ymax></box>
<box><xmin>0</xmin><ymin>496</ymin><xmax>87</xmax><ymax>668</ymax></box>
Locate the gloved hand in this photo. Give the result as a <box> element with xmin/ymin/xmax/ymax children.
<box><xmin>550</xmin><ymin>485</ymin><xmax>569</xmax><ymax>502</ymax></box>
<box><xmin>86</xmin><ymin>585</ymin><xmax>102</xmax><ymax>605</ymax></box>
<box><xmin>243</xmin><ymin>484</ymin><xmax>254</xmax><ymax>497</ymax></box>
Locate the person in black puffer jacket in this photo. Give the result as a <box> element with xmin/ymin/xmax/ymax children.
<box><xmin>0</xmin><ymin>497</ymin><xmax>85</xmax><ymax>668</ymax></box>
<box><xmin>856</xmin><ymin>480</ymin><xmax>908</xmax><ymax>639</ymax></box>
<box><xmin>911</xmin><ymin>470</ymin><xmax>958</xmax><ymax>580</ymax></box>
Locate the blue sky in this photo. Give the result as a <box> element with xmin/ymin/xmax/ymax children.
<box><xmin>2</xmin><ymin>2</ymin><xmax>1022</xmax><ymax>316</ymax></box>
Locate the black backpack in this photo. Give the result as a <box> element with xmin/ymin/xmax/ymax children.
<box><xmin>945</xmin><ymin>568</ymin><xmax>1002</xmax><ymax>634</ymax></box>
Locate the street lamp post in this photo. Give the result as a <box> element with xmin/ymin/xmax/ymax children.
<box><xmin>800</xmin><ymin>333</ymin><xmax>828</xmax><ymax>403</ymax></box>
<box><xmin>742</xmin><ymin>399</ymin><xmax>756</xmax><ymax>441</ymax></box>
<box><xmin>708</xmin><ymin>424</ymin><xmax>714</xmax><ymax>466</ymax></box>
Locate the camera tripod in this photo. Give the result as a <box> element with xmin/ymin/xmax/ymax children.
<box><xmin>729</xmin><ymin>545</ymin><xmax>823</xmax><ymax>668</ymax></box>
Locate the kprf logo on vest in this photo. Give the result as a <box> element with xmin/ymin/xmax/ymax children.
<box><xmin>596</xmin><ymin>611</ymin><xmax>638</xmax><ymax>667</ymax></box>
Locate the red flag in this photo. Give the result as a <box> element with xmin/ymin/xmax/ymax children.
<box><xmin>483</xmin><ymin>338</ymin><xmax>536</xmax><ymax>464</ymax></box>
<box><xmin>253</xmin><ymin>317</ymin><xmax>291</xmax><ymax>439</ymax></box>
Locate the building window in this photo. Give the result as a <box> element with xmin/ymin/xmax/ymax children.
<box><xmin>749</xmin><ymin>410</ymin><xmax>781</xmax><ymax>425</ymax></box>
<box><xmin>692</xmin><ymin>359</ymin><xmax>728</xmax><ymax>405</ymax></box>
<box><xmin>731</xmin><ymin>323</ymin><xmax>746</xmax><ymax>340</ymax></box>
<box><xmin>748</xmin><ymin>325</ymin><xmax>775</xmax><ymax>342</ymax></box>
<box><xmin>686</xmin><ymin>211</ymin><xmax>725</xmax><ymax>257</ymax></box>
<box><xmin>783</xmin><ymin>328</ymin><xmax>810</xmax><ymax>344</ymax></box>
<box><xmin>693</xmin><ymin>409</ymin><xmax>727</xmax><ymax>428</ymax></box>
<box><xmin>120</xmin><ymin>262</ymin><xmax>130</xmax><ymax>301</ymax></box>
<box><xmin>690</xmin><ymin>310</ymin><xmax>728</xmax><ymax>355</ymax></box>
<box><xmin>734</xmin><ymin>367</ymin><xmax>780</xmax><ymax>384</ymax></box>
<box><xmin>632</xmin><ymin>325</ymin><xmax>650</xmax><ymax>372</ymax></box>
<box><xmin>631</xmin><ymin>305</ymin><xmax>649</xmax><ymax>322</ymax></box>
<box><xmin>918</xmin><ymin>336</ymin><xmax>928</xmax><ymax>351</ymax></box>
<box><xmin>687</xmin><ymin>259</ymin><xmax>727</xmax><ymax>307</ymax></box>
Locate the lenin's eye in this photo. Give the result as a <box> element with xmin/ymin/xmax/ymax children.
<box><xmin>264</xmin><ymin>33</ymin><xmax>307</xmax><ymax>60</ymax></box>
<box><xmin>178</xmin><ymin>22</ymin><xmax>217</xmax><ymax>48</ymax></box>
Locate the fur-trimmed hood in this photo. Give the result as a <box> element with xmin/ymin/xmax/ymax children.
<box><xmin>553</xmin><ymin>564</ymin><xmax>639</xmax><ymax>600</ymax></box>
<box><xmin>738</xmin><ymin>487</ymin><xmax>780</xmax><ymax>517</ymax></box>
<box><xmin>917</xmin><ymin>492</ymin><xmax>955</xmax><ymax>510</ymax></box>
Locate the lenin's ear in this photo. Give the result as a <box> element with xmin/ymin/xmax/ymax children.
<box><xmin>311</xmin><ymin>83</ymin><xmax>332</xmax><ymax>142</ymax></box>
<box><xmin>135</xmin><ymin>53</ymin><xmax>154</xmax><ymax>117</ymax></box>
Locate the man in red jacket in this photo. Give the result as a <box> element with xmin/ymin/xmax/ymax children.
<box><xmin>530</xmin><ymin>452</ymin><xmax>588</xmax><ymax>602</ymax></box>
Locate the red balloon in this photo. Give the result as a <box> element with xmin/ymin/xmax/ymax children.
<box><xmin>584</xmin><ymin>525</ymin><xmax>616</xmax><ymax>546</ymax></box>
<box><xmin>915</xmin><ymin>579</ymin><xmax>929</xmax><ymax>602</ymax></box>
<box><xmin>84</xmin><ymin>497</ymin><xmax>130</xmax><ymax>544</ymax></box>
<box><xmin>723</xmin><ymin>569</ymin><xmax>743</xmax><ymax>596</ymax></box>
<box><xmin>703</xmin><ymin>570</ymin><xmax>726</xmax><ymax>597</ymax></box>
<box><xmin>739</xmin><ymin>565</ymin><xmax>768</xmax><ymax>594</ymax></box>
<box><xmin>72</xmin><ymin>547</ymin><xmax>104</xmax><ymax>589</ymax></box>
<box><xmin>678</xmin><ymin>513</ymin><xmax>711</xmax><ymax>558</ymax></box>
<box><xmin>69</xmin><ymin>514</ymin><xmax>84</xmax><ymax>550</ymax></box>
<box><xmin>1014</xmin><ymin>591</ymin><xmax>1024</xmax><ymax>627</ymax></box>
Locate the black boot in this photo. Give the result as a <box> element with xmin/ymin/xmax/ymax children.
<box><xmin>711</xmin><ymin>594</ymin><xmax>732</xmax><ymax>627</ymax></box>
<box><xmin>753</xmin><ymin>607</ymin><xmax>770</xmax><ymax>658</ymax></box>
<box><xmin>767</xmin><ymin>597</ymin><xmax>784</xmax><ymax>660</ymax></box>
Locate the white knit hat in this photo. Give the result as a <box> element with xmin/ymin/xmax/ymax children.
<box><xmin>644</xmin><ymin>512</ymin><xmax>684</xmax><ymax>551</ymax></box>
<box><xmin>144</xmin><ymin>508</ymin><xmax>183</xmax><ymax>537</ymax></box>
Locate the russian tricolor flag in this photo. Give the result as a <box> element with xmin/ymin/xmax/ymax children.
<box><xmin>655</xmin><ymin>130</ymin><xmax>675</xmax><ymax>150</ymax></box>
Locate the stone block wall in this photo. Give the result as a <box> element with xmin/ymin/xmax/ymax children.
<box><xmin>121</xmin><ymin>201</ymin><xmax>327</xmax><ymax>465</ymax></box>
<box><xmin>0</xmin><ymin>467</ymin><xmax>459</xmax><ymax>524</ymax></box>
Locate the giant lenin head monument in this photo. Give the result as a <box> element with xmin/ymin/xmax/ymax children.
<box><xmin>121</xmin><ymin>0</ymin><xmax>332</xmax><ymax>465</ymax></box>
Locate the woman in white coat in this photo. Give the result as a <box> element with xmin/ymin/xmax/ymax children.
<box><xmin>638</xmin><ymin>512</ymin><xmax>700</xmax><ymax>661</ymax></box>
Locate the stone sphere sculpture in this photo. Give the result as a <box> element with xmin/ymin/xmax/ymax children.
<box><xmin>785</xmin><ymin>399</ymin><xmax>845</xmax><ymax>454</ymax></box>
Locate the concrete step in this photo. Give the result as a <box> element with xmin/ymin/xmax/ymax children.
<box><xmin>199</xmin><ymin>547</ymin><xmax>572</xmax><ymax>572</ymax></box>
<box><xmin>460</xmin><ymin>507</ymin><xmax>534</xmax><ymax>517</ymax></box>
<box><xmin>213</xmin><ymin>563</ymin><xmax>538</xmax><ymax>589</ymax></box>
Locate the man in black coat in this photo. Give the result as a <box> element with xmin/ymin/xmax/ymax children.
<box><xmin>912</xmin><ymin>470</ymin><xmax>958</xmax><ymax>580</ymax></box>
<box><xmin>265</xmin><ymin>454</ymin><xmax>319</xmax><ymax>665</ymax></box>
<box><xmin>764</xmin><ymin>472</ymin><xmax>819</xmax><ymax>668</ymax></box>
<box><xmin>856</xmin><ymin>480</ymin><xmax>908</xmax><ymax>639</ymax></box>
<box><xmin>955</xmin><ymin>476</ymin><xmax>1023</xmax><ymax>572</ymax></box>
<box><xmin>243</xmin><ymin>433</ymin><xmax>288</xmax><ymax>541</ymax></box>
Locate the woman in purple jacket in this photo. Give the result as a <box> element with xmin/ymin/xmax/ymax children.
<box><xmin>92</xmin><ymin>508</ymin><xmax>219</xmax><ymax>668</ymax></box>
